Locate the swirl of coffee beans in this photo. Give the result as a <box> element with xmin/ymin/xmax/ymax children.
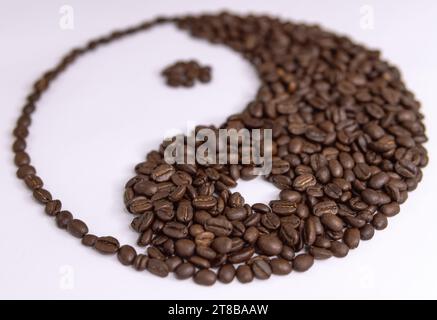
<box><xmin>13</xmin><ymin>13</ymin><xmax>428</xmax><ymax>286</ymax></box>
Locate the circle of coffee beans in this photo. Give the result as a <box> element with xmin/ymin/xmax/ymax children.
<box><xmin>13</xmin><ymin>13</ymin><xmax>428</xmax><ymax>286</ymax></box>
<box><xmin>162</xmin><ymin>60</ymin><xmax>212</xmax><ymax>87</ymax></box>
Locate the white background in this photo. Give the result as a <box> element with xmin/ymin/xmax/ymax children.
<box><xmin>1</xmin><ymin>0</ymin><xmax>436</xmax><ymax>300</ymax></box>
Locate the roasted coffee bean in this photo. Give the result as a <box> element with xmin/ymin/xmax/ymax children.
<box><xmin>228</xmin><ymin>246</ymin><xmax>255</xmax><ymax>264</ymax></box>
<box><xmin>361</xmin><ymin>189</ymin><xmax>382</xmax><ymax>205</ymax></box>
<box><xmin>176</xmin><ymin>200</ymin><xmax>194</xmax><ymax>223</ymax></box>
<box><xmin>131</xmin><ymin>211</ymin><xmax>154</xmax><ymax>232</ymax></box>
<box><xmin>133</xmin><ymin>181</ymin><xmax>158</xmax><ymax>196</ymax></box>
<box><xmin>133</xmin><ymin>254</ymin><xmax>149</xmax><ymax>271</ymax></box>
<box><xmin>279</xmin><ymin>190</ymin><xmax>302</xmax><ymax>203</ymax></box>
<box><xmin>343</xmin><ymin>228</ymin><xmax>360</xmax><ymax>249</ymax></box>
<box><xmin>293</xmin><ymin>173</ymin><xmax>317</xmax><ymax>191</ymax></box>
<box><xmin>151</xmin><ymin>164</ymin><xmax>175</xmax><ymax>182</ymax></box>
<box><xmin>81</xmin><ymin>234</ymin><xmax>97</xmax><ymax>247</ymax></box>
<box><xmin>211</xmin><ymin>236</ymin><xmax>233</xmax><ymax>254</ymax></box>
<box><xmin>189</xmin><ymin>255</ymin><xmax>211</xmax><ymax>269</ymax></box>
<box><xmin>381</xmin><ymin>202</ymin><xmax>400</xmax><ymax>217</ymax></box>
<box><xmin>270</xmin><ymin>258</ymin><xmax>292</xmax><ymax>275</ymax></box>
<box><xmin>279</xmin><ymin>223</ymin><xmax>299</xmax><ymax>247</ymax></box>
<box><xmin>147</xmin><ymin>258</ymin><xmax>169</xmax><ymax>277</ymax></box>
<box><xmin>192</xmin><ymin>195</ymin><xmax>217</xmax><ymax>209</ymax></box>
<box><xmin>372</xmin><ymin>213</ymin><xmax>388</xmax><ymax>230</ymax></box>
<box><xmin>293</xmin><ymin>254</ymin><xmax>314</xmax><ymax>272</ymax></box>
<box><xmin>252</xmin><ymin>203</ymin><xmax>271</xmax><ymax>213</ymax></box>
<box><xmin>321</xmin><ymin>213</ymin><xmax>344</xmax><ymax>232</ymax></box>
<box><xmin>204</xmin><ymin>217</ymin><xmax>233</xmax><ymax>236</ymax></box>
<box><xmin>128</xmin><ymin>197</ymin><xmax>153</xmax><ymax>214</ymax></box>
<box><xmin>330</xmin><ymin>241</ymin><xmax>349</xmax><ymax>258</ymax></box>
<box><xmin>118</xmin><ymin>245</ymin><xmax>137</xmax><ymax>266</ymax></box>
<box><xmin>33</xmin><ymin>188</ymin><xmax>52</xmax><ymax>204</ymax></box>
<box><xmin>194</xmin><ymin>269</ymin><xmax>217</xmax><ymax>286</ymax></box>
<box><xmin>162</xmin><ymin>222</ymin><xmax>188</xmax><ymax>239</ymax></box>
<box><xmin>270</xmin><ymin>200</ymin><xmax>297</xmax><ymax>216</ymax></box>
<box><xmin>56</xmin><ymin>211</ymin><xmax>73</xmax><ymax>229</ymax></box>
<box><xmin>165</xmin><ymin>256</ymin><xmax>183</xmax><ymax>272</ymax></box>
<box><xmin>45</xmin><ymin>199</ymin><xmax>62</xmax><ymax>216</ymax></box>
<box><xmin>313</xmin><ymin>200</ymin><xmax>338</xmax><ymax>216</ymax></box>
<box><xmin>24</xmin><ymin>175</ymin><xmax>43</xmax><ymax>190</ymax></box>
<box><xmin>175</xmin><ymin>262</ymin><xmax>196</xmax><ymax>279</ymax></box>
<box><xmin>360</xmin><ymin>224</ymin><xmax>375</xmax><ymax>240</ymax></box>
<box><xmin>189</xmin><ymin>224</ymin><xmax>204</xmax><ymax>237</ymax></box>
<box><xmin>16</xmin><ymin>164</ymin><xmax>36</xmax><ymax>179</ymax></box>
<box><xmin>195</xmin><ymin>231</ymin><xmax>215</xmax><ymax>247</ymax></box>
<box><xmin>236</xmin><ymin>265</ymin><xmax>254</xmax><ymax>283</ymax></box>
<box><xmin>304</xmin><ymin>218</ymin><xmax>317</xmax><ymax>246</ymax></box>
<box><xmin>257</xmin><ymin>234</ymin><xmax>283</xmax><ymax>256</ymax></box>
<box><xmin>95</xmin><ymin>236</ymin><xmax>120</xmax><ymax>254</ymax></box>
<box><xmin>261</xmin><ymin>212</ymin><xmax>281</xmax><ymax>230</ymax></box>
<box><xmin>368</xmin><ymin>172</ymin><xmax>389</xmax><ymax>189</ymax></box>
<box><xmin>196</xmin><ymin>246</ymin><xmax>217</xmax><ymax>260</ymax></box>
<box><xmin>243</xmin><ymin>226</ymin><xmax>259</xmax><ymax>244</ymax></box>
<box><xmin>310</xmin><ymin>246</ymin><xmax>333</xmax><ymax>260</ymax></box>
<box><xmin>251</xmin><ymin>259</ymin><xmax>272</xmax><ymax>280</ymax></box>
<box><xmin>225</xmin><ymin>207</ymin><xmax>247</xmax><ymax>221</ymax></box>
<box><xmin>218</xmin><ymin>264</ymin><xmax>236</xmax><ymax>283</ymax></box>
<box><xmin>67</xmin><ymin>219</ymin><xmax>88</xmax><ymax>238</ymax></box>
<box><xmin>174</xmin><ymin>239</ymin><xmax>195</xmax><ymax>257</ymax></box>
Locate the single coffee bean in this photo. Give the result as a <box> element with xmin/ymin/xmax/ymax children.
<box><xmin>211</xmin><ymin>236</ymin><xmax>233</xmax><ymax>254</ymax></box>
<box><xmin>194</xmin><ymin>269</ymin><xmax>217</xmax><ymax>286</ymax></box>
<box><xmin>162</xmin><ymin>222</ymin><xmax>188</xmax><ymax>239</ymax></box>
<box><xmin>131</xmin><ymin>211</ymin><xmax>154</xmax><ymax>232</ymax></box>
<box><xmin>270</xmin><ymin>258</ymin><xmax>292</xmax><ymax>275</ymax></box>
<box><xmin>270</xmin><ymin>200</ymin><xmax>297</xmax><ymax>216</ymax></box>
<box><xmin>56</xmin><ymin>211</ymin><xmax>73</xmax><ymax>229</ymax></box>
<box><xmin>228</xmin><ymin>246</ymin><xmax>255</xmax><ymax>264</ymax></box>
<box><xmin>165</xmin><ymin>256</ymin><xmax>183</xmax><ymax>272</ymax></box>
<box><xmin>360</xmin><ymin>224</ymin><xmax>375</xmax><ymax>240</ymax></box>
<box><xmin>196</xmin><ymin>246</ymin><xmax>217</xmax><ymax>260</ymax></box>
<box><xmin>133</xmin><ymin>180</ymin><xmax>158</xmax><ymax>196</ymax></box>
<box><xmin>147</xmin><ymin>258</ymin><xmax>169</xmax><ymax>277</ymax></box>
<box><xmin>293</xmin><ymin>173</ymin><xmax>317</xmax><ymax>191</ymax></box>
<box><xmin>381</xmin><ymin>202</ymin><xmax>400</xmax><ymax>217</ymax></box>
<box><xmin>236</xmin><ymin>264</ymin><xmax>254</xmax><ymax>283</ymax></box>
<box><xmin>321</xmin><ymin>213</ymin><xmax>344</xmax><ymax>232</ymax></box>
<box><xmin>24</xmin><ymin>174</ymin><xmax>43</xmax><ymax>190</ymax></box>
<box><xmin>81</xmin><ymin>234</ymin><xmax>97</xmax><ymax>247</ymax></box>
<box><xmin>251</xmin><ymin>258</ymin><xmax>272</xmax><ymax>280</ymax></box>
<box><xmin>45</xmin><ymin>199</ymin><xmax>62</xmax><ymax>216</ymax></box>
<box><xmin>361</xmin><ymin>189</ymin><xmax>382</xmax><ymax>205</ymax></box>
<box><xmin>128</xmin><ymin>197</ymin><xmax>153</xmax><ymax>214</ymax></box>
<box><xmin>218</xmin><ymin>264</ymin><xmax>236</xmax><ymax>283</ymax></box>
<box><xmin>192</xmin><ymin>195</ymin><xmax>217</xmax><ymax>209</ymax></box>
<box><xmin>195</xmin><ymin>231</ymin><xmax>215</xmax><ymax>247</ymax></box>
<box><xmin>33</xmin><ymin>188</ymin><xmax>52</xmax><ymax>204</ymax></box>
<box><xmin>151</xmin><ymin>164</ymin><xmax>175</xmax><ymax>182</ymax></box>
<box><xmin>204</xmin><ymin>217</ymin><xmax>233</xmax><ymax>236</ymax></box>
<box><xmin>175</xmin><ymin>262</ymin><xmax>196</xmax><ymax>279</ymax></box>
<box><xmin>293</xmin><ymin>254</ymin><xmax>314</xmax><ymax>272</ymax></box>
<box><xmin>310</xmin><ymin>246</ymin><xmax>333</xmax><ymax>260</ymax></box>
<box><xmin>95</xmin><ymin>236</ymin><xmax>120</xmax><ymax>254</ymax></box>
<box><xmin>330</xmin><ymin>241</ymin><xmax>349</xmax><ymax>258</ymax></box>
<box><xmin>117</xmin><ymin>245</ymin><xmax>137</xmax><ymax>266</ymax></box>
<box><xmin>133</xmin><ymin>254</ymin><xmax>148</xmax><ymax>271</ymax></box>
<box><xmin>174</xmin><ymin>239</ymin><xmax>195</xmax><ymax>257</ymax></box>
<box><xmin>372</xmin><ymin>213</ymin><xmax>388</xmax><ymax>230</ymax></box>
<box><xmin>16</xmin><ymin>164</ymin><xmax>36</xmax><ymax>179</ymax></box>
<box><xmin>313</xmin><ymin>200</ymin><xmax>338</xmax><ymax>216</ymax></box>
<box><xmin>343</xmin><ymin>228</ymin><xmax>360</xmax><ymax>249</ymax></box>
<box><xmin>257</xmin><ymin>234</ymin><xmax>283</xmax><ymax>256</ymax></box>
<box><xmin>67</xmin><ymin>219</ymin><xmax>88</xmax><ymax>238</ymax></box>
<box><xmin>189</xmin><ymin>255</ymin><xmax>211</xmax><ymax>269</ymax></box>
<box><xmin>261</xmin><ymin>212</ymin><xmax>281</xmax><ymax>230</ymax></box>
<box><xmin>252</xmin><ymin>203</ymin><xmax>271</xmax><ymax>213</ymax></box>
<box><xmin>243</xmin><ymin>226</ymin><xmax>259</xmax><ymax>244</ymax></box>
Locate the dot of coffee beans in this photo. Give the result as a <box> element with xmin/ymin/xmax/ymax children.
<box><xmin>13</xmin><ymin>13</ymin><xmax>428</xmax><ymax>286</ymax></box>
<box><xmin>162</xmin><ymin>60</ymin><xmax>212</xmax><ymax>87</ymax></box>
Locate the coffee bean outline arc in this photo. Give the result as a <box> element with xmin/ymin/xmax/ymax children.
<box><xmin>12</xmin><ymin>12</ymin><xmax>428</xmax><ymax>285</ymax></box>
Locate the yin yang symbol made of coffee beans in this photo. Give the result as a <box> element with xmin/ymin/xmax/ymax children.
<box><xmin>13</xmin><ymin>13</ymin><xmax>428</xmax><ymax>286</ymax></box>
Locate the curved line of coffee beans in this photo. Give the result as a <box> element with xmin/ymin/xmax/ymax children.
<box><xmin>12</xmin><ymin>12</ymin><xmax>428</xmax><ymax>286</ymax></box>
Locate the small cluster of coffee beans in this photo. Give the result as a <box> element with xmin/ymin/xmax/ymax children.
<box><xmin>162</xmin><ymin>60</ymin><xmax>212</xmax><ymax>87</ymax></box>
<box><xmin>13</xmin><ymin>12</ymin><xmax>428</xmax><ymax>286</ymax></box>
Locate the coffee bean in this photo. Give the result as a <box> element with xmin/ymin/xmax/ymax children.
<box><xmin>252</xmin><ymin>203</ymin><xmax>271</xmax><ymax>213</ymax></box>
<box><xmin>174</xmin><ymin>239</ymin><xmax>195</xmax><ymax>257</ymax></box>
<box><xmin>204</xmin><ymin>217</ymin><xmax>233</xmax><ymax>236</ymax></box>
<box><xmin>24</xmin><ymin>175</ymin><xmax>43</xmax><ymax>190</ymax></box>
<box><xmin>228</xmin><ymin>246</ymin><xmax>255</xmax><ymax>264</ymax></box>
<box><xmin>165</xmin><ymin>256</ymin><xmax>183</xmax><ymax>272</ymax></box>
<box><xmin>261</xmin><ymin>212</ymin><xmax>281</xmax><ymax>230</ymax></box>
<box><xmin>243</xmin><ymin>226</ymin><xmax>259</xmax><ymax>244</ymax></box>
<box><xmin>192</xmin><ymin>195</ymin><xmax>217</xmax><ymax>209</ymax></box>
<box><xmin>330</xmin><ymin>241</ymin><xmax>349</xmax><ymax>258</ymax></box>
<box><xmin>251</xmin><ymin>258</ymin><xmax>272</xmax><ymax>280</ymax></box>
<box><xmin>175</xmin><ymin>262</ymin><xmax>196</xmax><ymax>279</ymax></box>
<box><xmin>313</xmin><ymin>200</ymin><xmax>338</xmax><ymax>216</ymax></box>
<box><xmin>67</xmin><ymin>219</ymin><xmax>88</xmax><ymax>238</ymax></box>
<box><xmin>151</xmin><ymin>164</ymin><xmax>175</xmax><ymax>182</ymax></box>
<box><xmin>310</xmin><ymin>246</ymin><xmax>333</xmax><ymax>260</ymax></box>
<box><xmin>293</xmin><ymin>173</ymin><xmax>317</xmax><ymax>191</ymax></box>
<box><xmin>45</xmin><ymin>199</ymin><xmax>62</xmax><ymax>216</ymax></box>
<box><xmin>128</xmin><ymin>197</ymin><xmax>153</xmax><ymax>214</ymax></box>
<box><xmin>195</xmin><ymin>231</ymin><xmax>215</xmax><ymax>247</ymax></box>
<box><xmin>131</xmin><ymin>211</ymin><xmax>154</xmax><ymax>232</ymax></box>
<box><xmin>236</xmin><ymin>265</ymin><xmax>254</xmax><ymax>283</ymax></box>
<box><xmin>218</xmin><ymin>264</ymin><xmax>235</xmax><ymax>283</ymax></box>
<box><xmin>257</xmin><ymin>234</ymin><xmax>283</xmax><ymax>256</ymax></box>
<box><xmin>321</xmin><ymin>213</ymin><xmax>344</xmax><ymax>231</ymax></box>
<box><xmin>196</xmin><ymin>246</ymin><xmax>217</xmax><ymax>260</ymax></box>
<box><xmin>279</xmin><ymin>223</ymin><xmax>299</xmax><ymax>247</ymax></box>
<box><xmin>133</xmin><ymin>181</ymin><xmax>158</xmax><ymax>197</ymax></box>
<box><xmin>176</xmin><ymin>200</ymin><xmax>194</xmax><ymax>223</ymax></box>
<box><xmin>162</xmin><ymin>221</ymin><xmax>188</xmax><ymax>239</ymax></box>
<box><xmin>225</xmin><ymin>207</ymin><xmax>247</xmax><ymax>221</ymax></box>
<box><xmin>304</xmin><ymin>218</ymin><xmax>317</xmax><ymax>246</ymax></box>
<box><xmin>147</xmin><ymin>258</ymin><xmax>169</xmax><ymax>277</ymax></box>
<box><xmin>33</xmin><ymin>188</ymin><xmax>52</xmax><ymax>204</ymax></box>
<box><xmin>270</xmin><ymin>258</ymin><xmax>292</xmax><ymax>275</ymax></box>
<box><xmin>81</xmin><ymin>234</ymin><xmax>97</xmax><ymax>247</ymax></box>
<box><xmin>372</xmin><ymin>213</ymin><xmax>388</xmax><ymax>230</ymax></box>
<box><xmin>189</xmin><ymin>255</ymin><xmax>211</xmax><ymax>269</ymax></box>
<box><xmin>293</xmin><ymin>254</ymin><xmax>314</xmax><ymax>272</ymax></box>
<box><xmin>194</xmin><ymin>269</ymin><xmax>217</xmax><ymax>286</ymax></box>
<box><xmin>381</xmin><ymin>202</ymin><xmax>400</xmax><ymax>217</ymax></box>
<box><xmin>95</xmin><ymin>236</ymin><xmax>120</xmax><ymax>254</ymax></box>
<box><xmin>118</xmin><ymin>245</ymin><xmax>137</xmax><ymax>266</ymax></box>
<box><xmin>361</xmin><ymin>189</ymin><xmax>381</xmax><ymax>205</ymax></box>
<box><xmin>133</xmin><ymin>254</ymin><xmax>148</xmax><ymax>271</ymax></box>
<box><xmin>56</xmin><ymin>211</ymin><xmax>73</xmax><ymax>229</ymax></box>
<box><xmin>211</xmin><ymin>236</ymin><xmax>233</xmax><ymax>254</ymax></box>
<box><xmin>270</xmin><ymin>200</ymin><xmax>297</xmax><ymax>216</ymax></box>
<box><xmin>343</xmin><ymin>228</ymin><xmax>360</xmax><ymax>249</ymax></box>
<box><xmin>360</xmin><ymin>224</ymin><xmax>375</xmax><ymax>240</ymax></box>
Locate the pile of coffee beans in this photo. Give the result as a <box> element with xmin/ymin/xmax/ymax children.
<box><xmin>162</xmin><ymin>60</ymin><xmax>212</xmax><ymax>87</ymax></box>
<box><xmin>13</xmin><ymin>12</ymin><xmax>428</xmax><ymax>286</ymax></box>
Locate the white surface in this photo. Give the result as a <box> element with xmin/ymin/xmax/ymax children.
<box><xmin>1</xmin><ymin>0</ymin><xmax>436</xmax><ymax>300</ymax></box>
